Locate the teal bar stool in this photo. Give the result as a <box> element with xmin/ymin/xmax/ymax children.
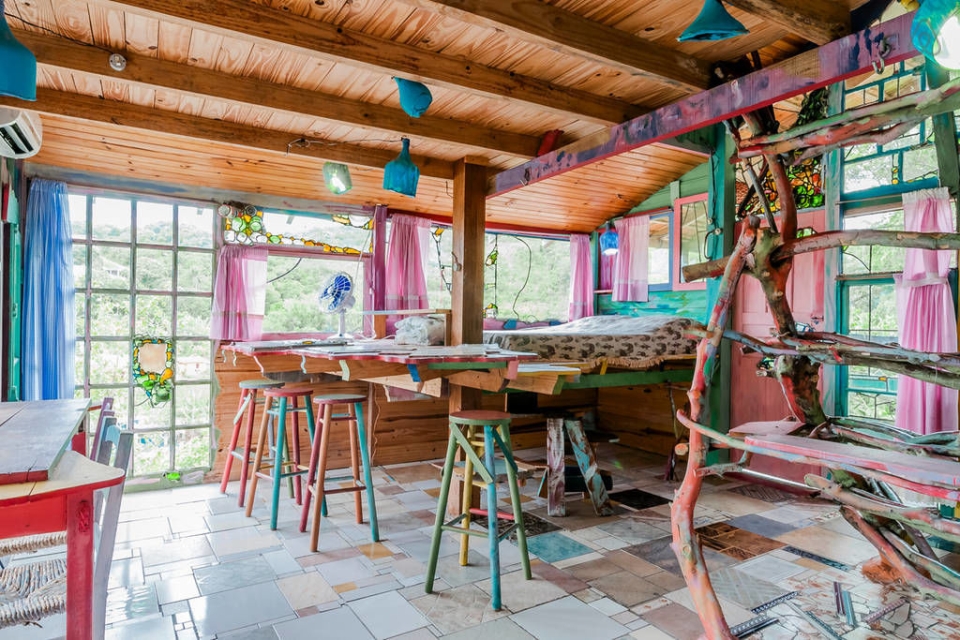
<box><xmin>245</xmin><ymin>387</ymin><xmax>316</xmax><ymax>530</ymax></box>
<box><xmin>424</xmin><ymin>410</ymin><xmax>532</xmax><ymax>611</ymax></box>
<box><xmin>220</xmin><ymin>379</ymin><xmax>284</xmax><ymax>507</ymax></box>
<box><xmin>300</xmin><ymin>393</ymin><xmax>379</xmax><ymax>552</ymax></box>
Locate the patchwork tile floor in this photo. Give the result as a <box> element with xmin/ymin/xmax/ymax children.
<box><xmin>4</xmin><ymin>443</ymin><xmax>960</xmax><ymax>639</ymax></box>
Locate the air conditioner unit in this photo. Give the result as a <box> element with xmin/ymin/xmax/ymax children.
<box><xmin>0</xmin><ymin>108</ymin><xmax>42</xmax><ymax>159</ymax></box>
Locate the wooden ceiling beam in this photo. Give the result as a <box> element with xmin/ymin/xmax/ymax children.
<box><xmin>724</xmin><ymin>0</ymin><xmax>851</xmax><ymax>45</ymax></box>
<box><xmin>0</xmin><ymin>89</ymin><xmax>456</xmax><ymax>180</ymax></box>
<box><xmin>15</xmin><ymin>30</ymin><xmax>541</xmax><ymax>159</ymax></box>
<box><xmin>97</xmin><ymin>0</ymin><xmax>643</xmax><ymax>125</ymax></box>
<box><xmin>399</xmin><ymin>0</ymin><xmax>712</xmax><ymax>93</ymax></box>
<box><xmin>491</xmin><ymin>12</ymin><xmax>916</xmax><ymax>197</ymax></box>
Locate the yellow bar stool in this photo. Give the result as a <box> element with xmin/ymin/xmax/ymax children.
<box><xmin>299</xmin><ymin>393</ymin><xmax>379</xmax><ymax>553</ymax></box>
<box><xmin>245</xmin><ymin>386</ymin><xmax>316</xmax><ymax>530</ymax></box>
<box><xmin>220</xmin><ymin>379</ymin><xmax>284</xmax><ymax>507</ymax></box>
<box><xmin>424</xmin><ymin>410</ymin><xmax>532</xmax><ymax>611</ymax></box>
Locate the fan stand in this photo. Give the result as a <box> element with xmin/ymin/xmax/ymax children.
<box><xmin>334</xmin><ymin>307</ymin><xmax>352</xmax><ymax>340</ymax></box>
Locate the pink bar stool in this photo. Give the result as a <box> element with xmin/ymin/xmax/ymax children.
<box><xmin>220</xmin><ymin>379</ymin><xmax>284</xmax><ymax>507</ymax></box>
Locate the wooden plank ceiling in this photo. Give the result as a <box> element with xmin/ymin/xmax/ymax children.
<box><xmin>1</xmin><ymin>0</ymin><xmax>873</xmax><ymax>232</ymax></box>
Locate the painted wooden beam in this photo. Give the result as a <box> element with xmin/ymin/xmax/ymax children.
<box><xmin>14</xmin><ymin>29</ymin><xmax>540</xmax><ymax>159</ymax></box>
<box><xmin>99</xmin><ymin>0</ymin><xmax>642</xmax><ymax>125</ymax></box>
<box><xmin>0</xmin><ymin>89</ymin><xmax>455</xmax><ymax>180</ymax></box>
<box><xmin>725</xmin><ymin>0</ymin><xmax>851</xmax><ymax>45</ymax></box>
<box><xmin>490</xmin><ymin>12</ymin><xmax>918</xmax><ymax>197</ymax></box>
<box><xmin>399</xmin><ymin>0</ymin><xmax>712</xmax><ymax>92</ymax></box>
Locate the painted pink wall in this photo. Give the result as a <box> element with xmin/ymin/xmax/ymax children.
<box><xmin>730</xmin><ymin>210</ymin><xmax>825</xmax><ymax>481</ymax></box>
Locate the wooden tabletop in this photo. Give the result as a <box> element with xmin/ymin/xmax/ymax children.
<box><xmin>0</xmin><ymin>451</ymin><xmax>125</xmax><ymax>506</ymax></box>
<box><xmin>0</xmin><ymin>399</ymin><xmax>91</xmax><ymax>486</ymax></box>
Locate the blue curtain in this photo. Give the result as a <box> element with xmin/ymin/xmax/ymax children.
<box><xmin>22</xmin><ymin>179</ymin><xmax>75</xmax><ymax>400</ymax></box>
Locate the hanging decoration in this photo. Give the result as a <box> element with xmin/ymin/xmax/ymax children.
<box><xmin>221</xmin><ymin>203</ymin><xmax>362</xmax><ymax>253</ymax></box>
<box><xmin>322</xmin><ymin>162</ymin><xmax>353</xmax><ymax>194</ymax></box>
<box><xmin>678</xmin><ymin>0</ymin><xmax>748</xmax><ymax>42</ymax></box>
<box><xmin>332</xmin><ymin>213</ymin><xmax>374</xmax><ymax>230</ymax></box>
<box><xmin>599</xmin><ymin>223</ymin><xmax>619</xmax><ymax>255</ymax></box>
<box><xmin>912</xmin><ymin>0</ymin><xmax>960</xmax><ymax>70</ymax></box>
<box><xmin>393</xmin><ymin>77</ymin><xmax>433</xmax><ymax>117</ymax></box>
<box><xmin>383</xmin><ymin>138</ymin><xmax>420</xmax><ymax>197</ymax></box>
<box><xmin>736</xmin><ymin>156</ymin><xmax>824</xmax><ymax>216</ymax></box>
<box><xmin>0</xmin><ymin>0</ymin><xmax>37</xmax><ymax>100</ymax></box>
<box><xmin>132</xmin><ymin>337</ymin><xmax>174</xmax><ymax>406</ymax></box>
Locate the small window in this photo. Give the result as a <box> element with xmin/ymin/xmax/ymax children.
<box><xmin>673</xmin><ymin>194</ymin><xmax>709</xmax><ymax>290</ymax></box>
<box><xmin>648</xmin><ymin>213</ymin><xmax>671</xmax><ymax>288</ymax></box>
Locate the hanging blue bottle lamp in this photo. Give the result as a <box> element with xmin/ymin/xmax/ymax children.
<box><xmin>393</xmin><ymin>77</ymin><xmax>433</xmax><ymax>118</ymax></box>
<box><xmin>599</xmin><ymin>223</ymin><xmax>619</xmax><ymax>256</ymax></box>
<box><xmin>678</xmin><ymin>0</ymin><xmax>748</xmax><ymax>42</ymax></box>
<box><xmin>913</xmin><ymin>0</ymin><xmax>960</xmax><ymax>70</ymax></box>
<box><xmin>0</xmin><ymin>0</ymin><xmax>37</xmax><ymax>100</ymax></box>
<box><xmin>383</xmin><ymin>138</ymin><xmax>420</xmax><ymax>197</ymax></box>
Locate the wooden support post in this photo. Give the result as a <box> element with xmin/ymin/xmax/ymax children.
<box><xmin>449</xmin><ymin>158</ymin><xmax>487</xmax><ymax>515</ymax></box>
<box><xmin>545</xmin><ymin>417</ymin><xmax>566</xmax><ymax>516</ymax></box>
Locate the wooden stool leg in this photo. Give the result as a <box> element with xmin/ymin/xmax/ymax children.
<box><xmin>498</xmin><ymin>423</ymin><xmax>531</xmax><ymax>580</ymax></box>
<box><xmin>425</xmin><ymin>429</ymin><xmax>459</xmax><ymax>594</ymax></box>
<box><xmin>484</xmin><ymin>425</ymin><xmax>503</xmax><ymax>611</ymax></box>
<box><xmin>309</xmin><ymin>404</ymin><xmax>334</xmax><ymax>552</ymax></box>
<box><xmin>270</xmin><ymin>398</ymin><xmax>288</xmax><ymax>530</ymax></box>
<box><xmin>220</xmin><ymin>388</ymin><xmax>250</xmax><ymax>495</ymax></box>
<box><xmin>459</xmin><ymin>424</ymin><xmax>474</xmax><ymax>567</ymax></box>
<box><xmin>348</xmin><ymin>404</ymin><xmax>362</xmax><ymax>524</ymax></box>
<box><xmin>237</xmin><ymin>389</ymin><xmax>259</xmax><ymax>507</ymax></box>
<box><xmin>245</xmin><ymin>396</ymin><xmax>272</xmax><ymax>518</ymax></box>
<box><xmin>300</xmin><ymin>402</ymin><xmax>322</xmax><ymax>533</ymax></box>
<box><xmin>355</xmin><ymin>400</ymin><xmax>379</xmax><ymax>542</ymax></box>
<box><xmin>291</xmin><ymin>396</ymin><xmax>303</xmax><ymax>506</ymax></box>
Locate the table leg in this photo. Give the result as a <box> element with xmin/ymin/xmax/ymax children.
<box><xmin>546</xmin><ymin>417</ymin><xmax>565</xmax><ymax>517</ymax></box>
<box><xmin>66</xmin><ymin>491</ymin><xmax>95</xmax><ymax>640</ymax></box>
<box><xmin>564</xmin><ymin>419</ymin><xmax>613</xmax><ymax>516</ymax></box>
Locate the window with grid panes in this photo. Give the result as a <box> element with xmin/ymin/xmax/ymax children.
<box><xmin>70</xmin><ymin>191</ymin><xmax>216</xmax><ymax>477</ymax></box>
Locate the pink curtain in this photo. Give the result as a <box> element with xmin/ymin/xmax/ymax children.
<box><xmin>895</xmin><ymin>187</ymin><xmax>958</xmax><ymax>435</ymax></box>
<box><xmin>568</xmin><ymin>234</ymin><xmax>594</xmax><ymax>320</ymax></box>
<box><xmin>210</xmin><ymin>245</ymin><xmax>268</xmax><ymax>341</ymax></box>
<box><xmin>612</xmin><ymin>215</ymin><xmax>649</xmax><ymax>302</ymax></box>
<box><xmin>385</xmin><ymin>214</ymin><xmax>429</xmax><ymax>332</ymax></box>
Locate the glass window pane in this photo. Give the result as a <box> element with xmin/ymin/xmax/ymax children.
<box><xmin>176</xmin><ymin>428</ymin><xmax>211</xmax><ymax>470</ymax></box>
<box><xmin>678</xmin><ymin>199</ymin><xmax>708</xmax><ymax>283</ymax></box>
<box><xmin>89</xmin><ymin>341</ymin><xmax>130</xmax><ymax>386</ymax></box>
<box><xmin>92</xmin><ymin>197</ymin><xmax>132</xmax><ymax>242</ymax></box>
<box><xmin>263</xmin><ymin>256</ymin><xmax>365</xmax><ymax>334</ymax></box>
<box><xmin>73</xmin><ymin>245</ymin><xmax>88</xmax><ymax>289</ymax></box>
<box><xmin>483</xmin><ymin>235</ymin><xmax>569</xmax><ymax>321</ymax></box>
<box><xmin>179</xmin><ymin>206</ymin><xmax>215</xmax><ymax>249</ymax></box>
<box><xmin>424</xmin><ymin>226</ymin><xmax>453</xmax><ymax>311</ymax></box>
<box><xmin>133</xmin><ymin>399</ymin><xmax>171</xmax><ymax>431</ymax></box>
<box><xmin>74</xmin><ymin>341</ymin><xmax>85</xmax><ymax>392</ymax></box>
<box><xmin>176</xmin><ymin>384</ymin><xmax>211</xmax><ymax>426</ymax></box>
<box><xmin>75</xmin><ymin>294</ymin><xmax>86</xmax><ymax>338</ymax></box>
<box><xmin>136</xmin><ymin>248</ymin><xmax>173</xmax><ymax>291</ymax></box>
<box><xmin>69</xmin><ymin>194</ymin><xmax>87</xmax><ymax>239</ymax></box>
<box><xmin>136</xmin><ymin>295</ymin><xmax>173</xmax><ymax>335</ymax></box>
<box><xmin>177</xmin><ymin>296</ymin><xmax>212</xmax><ymax>337</ymax></box>
<box><xmin>137</xmin><ymin>201</ymin><xmax>174</xmax><ymax>245</ymax></box>
<box><xmin>176</xmin><ymin>341</ymin><xmax>211</xmax><ymax>381</ymax></box>
<box><xmin>260</xmin><ymin>211</ymin><xmax>371</xmax><ymax>249</ymax></box>
<box><xmin>842</xmin><ymin>210</ymin><xmax>905</xmax><ymax>274</ymax></box>
<box><xmin>133</xmin><ymin>432</ymin><xmax>170</xmax><ymax>476</ymax></box>
<box><xmin>94</xmin><ymin>387</ymin><xmax>130</xmax><ymax>430</ymax></box>
<box><xmin>177</xmin><ymin>251</ymin><xmax>214</xmax><ymax>293</ymax></box>
<box><xmin>90</xmin><ymin>294</ymin><xmax>130</xmax><ymax>337</ymax></box>
<box><xmin>846</xmin><ymin>284</ymin><xmax>898</xmax><ymax>343</ymax></box>
<box><xmin>90</xmin><ymin>245</ymin><xmax>131</xmax><ymax>290</ymax></box>
<box><xmin>846</xmin><ymin>391</ymin><xmax>897</xmax><ymax>421</ymax></box>
<box><xmin>648</xmin><ymin>215</ymin><xmax>670</xmax><ymax>286</ymax></box>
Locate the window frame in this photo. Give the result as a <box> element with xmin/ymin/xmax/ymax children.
<box><xmin>672</xmin><ymin>193</ymin><xmax>709</xmax><ymax>292</ymax></box>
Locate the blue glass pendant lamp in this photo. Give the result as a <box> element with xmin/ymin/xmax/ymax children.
<box><xmin>0</xmin><ymin>0</ymin><xmax>37</xmax><ymax>100</ymax></box>
<box><xmin>393</xmin><ymin>77</ymin><xmax>433</xmax><ymax>118</ymax></box>
<box><xmin>913</xmin><ymin>0</ymin><xmax>960</xmax><ymax>69</ymax></box>
<box><xmin>323</xmin><ymin>162</ymin><xmax>352</xmax><ymax>194</ymax></box>
<box><xmin>383</xmin><ymin>138</ymin><xmax>420</xmax><ymax>197</ymax></box>
<box><xmin>678</xmin><ymin>0</ymin><xmax>748</xmax><ymax>42</ymax></box>
<box><xmin>600</xmin><ymin>224</ymin><xmax>619</xmax><ymax>256</ymax></box>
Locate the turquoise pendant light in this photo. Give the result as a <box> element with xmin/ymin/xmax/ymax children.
<box><xmin>913</xmin><ymin>0</ymin><xmax>960</xmax><ymax>70</ymax></box>
<box><xmin>599</xmin><ymin>225</ymin><xmax>619</xmax><ymax>256</ymax></box>
<box><xmin>0</xmin><ymin>0</ymin><xmax>36</xmax><ymax>100</ymax></box>
<box><xmin>383</xmin><ymin>138</ymin><xmax>420</xmax><ymax>197</ymax></box>
<box><xmin>393</xmin><ymin>77</ymin><xmax>433</xmax><ymax>118</ymax></box>
<box><xmin>678</xmin><ymin>0</ymin><xmax>748</xmax><ymax>42</ymax></box>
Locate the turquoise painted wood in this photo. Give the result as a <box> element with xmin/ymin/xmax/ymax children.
<box><xmin>597</xmin><ymin>289</ymin><xmax>708</xmax><ymax>320</ymax></box>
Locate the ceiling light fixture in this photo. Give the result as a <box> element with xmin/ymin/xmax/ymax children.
<box><xmin>109</xmin><ymin>53</ymin><xmax>127</xmax><ymax>72</ymax></box>
<box><xmin>393</xmin><ymin>77</ymin><xmax>433</xmax><ymax>118</ymax></box>
<box><xmin>383</xmin><ymin>138</ymin><xmax>420</xmax><ymax>197</ymax></box>
<box><xmin>0</xmin><ymin>0</ymin><xmax>37</xmax><ymax>100</ymax></box>
<box><xmin>678</xmin><ymin>0</ymin><xmax>748</xmax><ymax>42</ymax></box>
<box><xmin>599</xmin><ymin>223</ymin><xmax>619</xmax><ymax>256</ymax></box>
<box><xmin>323</xmin><ymin>162</ymin><xmax>353</xmax><ymax>195</ymax></box>
<box><xmin>913</xmin><ymin>0</ymin><xmax>960</xmax><ymax>69</ymax></box>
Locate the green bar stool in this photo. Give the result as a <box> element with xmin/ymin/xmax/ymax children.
<box><xmin>220</xmin><ymin>379</ymin><xmax>284</xmax><ymax>507</ymax></box>
<box><xmin>245</xmin><ymin>387</ymin><xmax>316</xmax><ymax>530</ymax></box>
<box><xmin>300</xmin><ymin>393</ymin><xmax>379</xmax><ymax>552</ymax></box>
<box><xmin>424</xmin><ymin>410</ymin><xmax>532</xmax><ymax>611</ymax></box>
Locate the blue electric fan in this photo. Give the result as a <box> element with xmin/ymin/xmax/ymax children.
<box><xmin>318</xmin><ymin>272</ymin><xmax>356</xmax><ymax>339</ymax></box>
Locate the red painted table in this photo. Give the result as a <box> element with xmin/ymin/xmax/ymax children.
<box><xmin>0</xmin><ymin>398</ymin><xmax>123</xmax><ymax>640</ymax></box>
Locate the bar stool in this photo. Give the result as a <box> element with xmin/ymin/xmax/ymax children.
<box><xmin>425</xmin><ymin>410</ymin><xmax>532</xmax><ymax>611</ymax></box>
<box><xmin>220</xmin><ymin>379</ymin><xmax>284</xmax><ymax>507</ymax></box>
<box><xmin>245</xmin><ymin>387</ymin><xmax>316</xmax><ymax>530</ymax></box>
<box><xmin>300</xmin><ymin>393</ymin><xmax>379</xmax><ymax>553</ymax></box>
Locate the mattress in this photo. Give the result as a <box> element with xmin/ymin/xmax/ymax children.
<box><xmin>483</xmin><ymin>314</ymin><xmax>703</xmax><ymax>368</ymax></box>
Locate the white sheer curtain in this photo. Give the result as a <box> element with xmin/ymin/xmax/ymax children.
<box><xmin>568</xmin><ymin>234</ymin><xmax>594</xmax><ymax>320</ymax></box>
<box><xmin>612</xmin><ymin>216</ymin><xmax>649</xmax><ymax>302</ymax></box>
<box><xmin>210</xmin><ymin>245</ymin><xmax>268</xmax><ymax>341</ymax></box>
